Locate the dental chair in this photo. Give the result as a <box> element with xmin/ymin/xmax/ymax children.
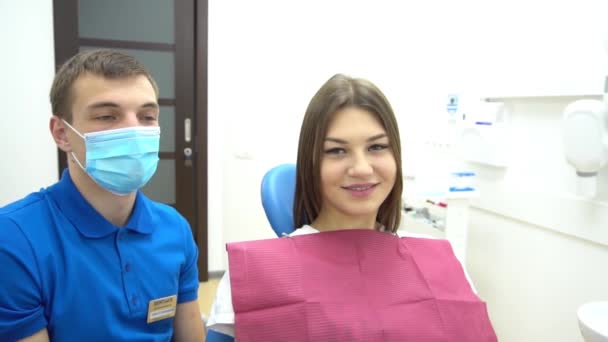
<box><xmin>205</xmin><ymin>164</ymin><xmax>297</xmax><ymax>342</ymax></box>
<box><xmin>260</xmin><ymin>163</ymin><xmax>297</xmax><ymax>236</ymax></box>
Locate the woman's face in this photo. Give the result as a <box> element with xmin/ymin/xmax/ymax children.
<box><xmin>318</xmin><ymin>106</ymin><xmax>397</xmax><ymax>224</ymax></box>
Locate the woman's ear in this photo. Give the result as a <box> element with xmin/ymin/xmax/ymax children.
<box><xmin>50</xmin><ymin>116</ymin><xmax>72</xmax><ymax>152</ymax></box>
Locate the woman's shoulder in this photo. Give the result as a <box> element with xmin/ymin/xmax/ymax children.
<box><xmin>289</xmin><ymin>227</ymin><xmax>437</xmax><ymax>239</ymax></box>
<box><xmin>288</xmin><ymin>225</ymin><xmax>319</xmax><ymax>236</ymax></box>
<box><xmin>395</xmin><ymin>230</ymin><xmax>440</xmax><ymax>239</ymax></box>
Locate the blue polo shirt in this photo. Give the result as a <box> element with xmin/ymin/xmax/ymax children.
<box><xmin>0</xmin><ymin>170</ymin><xmax>199</xmax><ymax>341</ymax></box>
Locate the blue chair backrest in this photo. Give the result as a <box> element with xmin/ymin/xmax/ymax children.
<box><xmin>205</xmin><ymin>164</ymin><xmax>297</xmax><ymax>342</ymax></box>
<box><xmin>205</xmin><ymin>329</ymin><xmax>234</xmax><ymax>342</ymax></box>
<box><xmin>261</xmin><ymin>163</ymin><xmax>297</xmax><ymax>237</ymax></box>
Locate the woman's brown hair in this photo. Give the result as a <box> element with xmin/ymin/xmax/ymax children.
<box><xmin>294</xmin><ymin>74</ymin><xmax>403</xmax><ymax>232</ymax></box>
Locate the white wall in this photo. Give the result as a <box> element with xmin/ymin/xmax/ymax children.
<box><xmin>0</xmin><ymin>1</ymin><xmax>58</xmax><ymax>206</ymax></box>
<box><xmin>208</xmin><ymin>1</ymin><xmax>608</xmax><ymax>341</ymax></box>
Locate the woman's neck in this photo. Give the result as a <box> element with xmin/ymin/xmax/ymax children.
<box><xmin>311</xmin><ymin>209</ymin><xmax>377</xmax><ymax>232</ymax></box>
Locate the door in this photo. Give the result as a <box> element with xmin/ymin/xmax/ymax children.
<box><xmin>53</xmin><ymin>0</ymin><xmax>208</xmax><ymax>280</ymax></box>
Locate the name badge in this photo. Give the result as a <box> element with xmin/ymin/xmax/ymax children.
<box><xmin>147</xmin><ymin>295</ymin><xmax>177</xmax><ymax>323</ymax></box>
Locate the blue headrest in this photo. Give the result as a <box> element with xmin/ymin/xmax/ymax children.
<box><xmin>261</xmin><ymin>164</ymin><xmax>297</xmax><ymax>237</ymax></box>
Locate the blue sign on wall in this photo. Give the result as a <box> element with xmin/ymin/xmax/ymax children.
<box><xmin>447</xmin><ymin>94</ymin><xmax>459</xmax><ymax>113</ymax></box>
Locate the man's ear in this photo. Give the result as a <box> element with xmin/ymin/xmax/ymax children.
<box><xmin>50</xmin><ymin>116</ymin><xmax>72</xmax><ymax>152</ymax></box>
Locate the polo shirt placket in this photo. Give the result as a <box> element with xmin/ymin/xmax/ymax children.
<box><xmin>115</xmin><ymin>229</ymin><xmax>142</xmax><ymax>314</ymax></box>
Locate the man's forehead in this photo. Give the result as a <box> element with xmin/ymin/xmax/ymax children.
<box><xmin>70</xmin><ymin>74</ymin><xmax>156</xmax><ymax>107</ymax></box>
<box><xmin>73</xmin><ymin>73</ymin><xmax>152</xmax><ymax>91</ymax></box>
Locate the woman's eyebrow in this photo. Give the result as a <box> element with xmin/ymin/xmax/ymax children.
<box><xmin>367</xmin><ymin>133</ymin><xmax>388</xmax><ymax>142</ymax></box>
<box><xmin>325</xmin><ymin>133</ymin><xmax>388</xmax><ymax>144</ymax></box>
<box><xmin>325</xmin><ymin>137</ymin><xmax>347</xmax><ymax>144</ymax></box>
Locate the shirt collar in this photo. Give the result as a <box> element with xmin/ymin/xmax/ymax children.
<box><xmin>48</xmin><ymin>169</ymin><xmax>157</xmax><ymax>238</ymax></box>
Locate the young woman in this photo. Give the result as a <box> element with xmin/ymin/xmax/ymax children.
<box><xmin>207</xmin><ymin>74</ymin><xmax>496</xmax><ymax>341</ymax></box>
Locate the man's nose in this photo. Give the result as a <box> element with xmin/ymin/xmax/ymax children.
<box><xmin>120</xmin><ymin>112</ymin><xmax>142</xmax><ymax>128</ymax></box>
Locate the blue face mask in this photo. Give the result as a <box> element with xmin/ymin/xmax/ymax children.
<box><xmin>63</xmin><ymin>120</ymin><xmax>161</xmax><ymax>195</ymax></box>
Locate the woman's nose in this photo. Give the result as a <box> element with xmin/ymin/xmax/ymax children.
<box><xmin>348</xmin><ymin>153</ymin><xmax>373</xmax><ymax>177</ymax></box>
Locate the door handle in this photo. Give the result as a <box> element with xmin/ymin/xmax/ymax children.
<box><xmin>184</xmin><ymin>118</ymin><xmax>191</xmax><ymax>143</ymax></box>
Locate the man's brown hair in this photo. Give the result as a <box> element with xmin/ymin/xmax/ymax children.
<box><xmin>50</xmin><ymin>49</ymin><xmax>159</xmax><ymax>122</ymax></box>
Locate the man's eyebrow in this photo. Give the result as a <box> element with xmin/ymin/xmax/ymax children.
<box><xmin>85</xmin><ymin>101</ymin><xmax>159</xmax><ymax>110</ymax></box>
<box><xmin>86</xmin><ymin>101</ymin><xmax>120</xmax><ymax>110</ymax></box>
<box><xmin>141</xmin><ymin>102</ymin><xmax>159</xmax><ymax>109</ymax></box>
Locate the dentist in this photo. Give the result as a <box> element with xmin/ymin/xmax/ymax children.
<box><xmin>0</xmin><ymin>50</ymin><xmax>205</xmax><ymax>342</ymax></box>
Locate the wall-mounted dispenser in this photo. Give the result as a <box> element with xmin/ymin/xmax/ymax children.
<box><xmin>456</xmin><ymin>101</ymin><xmax>511</xmax><ymax>168</ymax></box>
<box><xmin>562</xmin><ymin>99</ymin><xmax>608</xmax><ymax>197</ymax></box>
<box><xmin>561</xmin><ymin>32</ymin><xmax>608</xmax><ymax>197</ymax></box>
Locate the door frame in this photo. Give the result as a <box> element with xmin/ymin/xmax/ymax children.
<box><xmin>51</xmin><ymin>0</ymin><xmax>78</xmax><ymax>180</ymax></box>
<box><xmin>52</xmin><ymin>0</ymin><xmax>209</xmax><ymax>281</ymax></box>
<box><xmin>195</xmin><ymin>1</ymin><xmax>209</xmax><ymax>282</ymax></box>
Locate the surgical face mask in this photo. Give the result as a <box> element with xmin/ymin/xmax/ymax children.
<box><xmin>63</xmin><ymin>120</ymin><xmax>161</xmax><ymax>195</ymax></box>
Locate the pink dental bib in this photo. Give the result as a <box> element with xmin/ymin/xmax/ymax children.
<box><xmin>227</xmin><ymin>229</ymin><xmax>497</xmax><ymax>341</ymax></box>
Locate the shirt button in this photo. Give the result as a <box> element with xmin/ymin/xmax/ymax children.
<box><xmin>125</xmin><ymin>263</ymin><xmax>131</xmax><ymax>272</ymax></box>
<box><xmin>131</xmin><ymin>295</ymin><xmax>137</xmax><ymax>306</ymax></box>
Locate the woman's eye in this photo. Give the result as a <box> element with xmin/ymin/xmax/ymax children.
<box><xmin>369</xmin><ymin>144</ymin><xmax>389</xmax><ymax>151</ymax></box>
<box><xmin>324</xmin><ymin>147</ymin><xmax>346</xmax><ymax>155</ymax></box>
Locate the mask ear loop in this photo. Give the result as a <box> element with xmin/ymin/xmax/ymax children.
<box><xmin>61</xmin><ymin>119</ymin><xmax>85</xmax><ymax>139</ymax></box>
<box><xmin>69</xmin><ymin>152</ymin><xmax>86</xmax><ymax>171</ymax></box>
<box><xmin>61</xmin><ymin>120</ymin><xmax>87</xmax><ymax>171</ymax></box>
